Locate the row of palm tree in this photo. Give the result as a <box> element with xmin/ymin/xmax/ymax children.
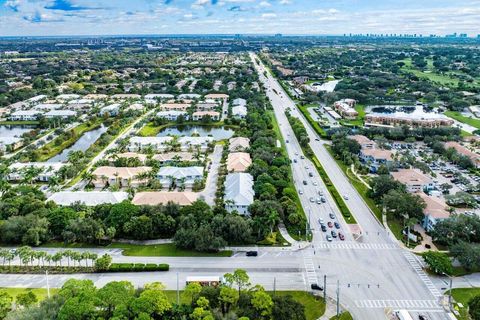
<box><xmin>0</xmin><ymin>246</ymin><xmax>99</xmax><ymax>268</ymax></box>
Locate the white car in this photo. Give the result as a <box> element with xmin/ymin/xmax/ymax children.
<box><xmin>326</xmin><ymin>235</ymin><xmax>333</xmax><ymax>242</ymax></box>
<box><xmin>299</xmin><ymin>190</ymin><xmax>304</xmax><ymax>195</ymax></box>
<box><xmin>343</xmin><ymin>195</ymin><xmax>349</xmax><ymax>200</ymax></box>
<box><xmin>313</xmin><ymin>181</ymin><xmax>318</xmax><ymax>186</ymax></box>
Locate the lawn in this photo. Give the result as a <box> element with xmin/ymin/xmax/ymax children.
<box><xmin>40</xmin><ymin>242</ymin><xmax>232</xmax><ymax>257</ymax></box>
<box><xmin>138</xmin><ymin>121</ymin><xmax>232</xmax><ymax>137</ymax></box>
<box><xmin>0</xmin><ymin>287</ymin><xmax>59</xmax><ymax>302</ymax></box>
<box><xmin>36</xmin><ymin>121</ymin><xmax>101</xmax><ymax>161</ymax></box>
<box><xmin>0</xmin><ymin>120</ymin><xmax>40</xmax><ymax>125</ymax></box>
<box><xmin>138</xmin><ymin>122</ymin><xmax>170</xmax><ymax>136</ymax></box>
<box><xmin>165</xmin><ymin>290</ymin><xmax>325</xmax><ymax>320</ymax></box>
<box><xmin>339</xmin><ymin>104</ymin><xmax>365</xmax><ymax>127</ymax></box>
<box><xmin>330</xmin><ymin>311</ymin><xmax>353</xmax><ymax>320</ymax></box>
<box><xmin>108</xmin><ymin>243</ymin><xmax>233</xmax><ymax>257</ymax></box>
<box><xmin>445</xmin><ymin>111</ymin><xmax>480</xmax><ymax>130</ymax></box>
<box><xmin>449</xmin><ymin>287</ymin><xmax>480</xmax><ymax>320</ymax></box>
<box><xmin>400</xmin><ymin>58</ymin><xmax>459</xmax><ymax>87</ymax></box>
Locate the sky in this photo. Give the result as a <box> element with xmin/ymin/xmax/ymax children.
<box><xmin>0</xmin><ymin>0</ymin><xmax>479</xmax><ymax>37</ymax></box>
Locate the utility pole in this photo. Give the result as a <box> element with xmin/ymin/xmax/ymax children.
<box><xmin>448</xmin><ymin>276</ymin><xmax>453</xmax><ymax>311</ymax></box>
<box><xmin>45</xmin><ymin>270</ymin><xmax>50</xmax><ymax>298</ymax></box>
<box><xmin>323</xmin><ymin>275</ymin><xmax>327</xmax><ymax>301</ymax></box>
<box><xmin>273</xmin><ymin>277</ymin><xmax>276</xmax><ymax>297</ymax></box>
<box><xmin>176</xmin><ymin>272</ymin><xmax>179</xmax><ymax>304</ymax></box>
<box><xmin>336</xmin><ymin>280</ymin><xmax>340</xmax><ymax>317</ymax></box>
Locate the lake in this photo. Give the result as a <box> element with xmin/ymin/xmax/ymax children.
<box><xmin>366</xmin><ymin>105</ymin><xmax>444</xmax><ymax>120</ymax></box>
<box><xmin>47</xmin><ymin>125</ymin><xmax>108</xmax><ymax>162</ymax></box>
<box><xmin>0</xmin><ymin>125</ymin><xmax>34</xmax><ymax>138</ymax></box>
<box><xmin>157</xmin><ymin>125</ymin><xmax>234</xmax><ymax>140</ymax></box>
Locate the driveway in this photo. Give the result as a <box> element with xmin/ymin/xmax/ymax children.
<box><xmin>199</xmin><ymin>144</ymin><xmax>223</xmax><ymax>205</ymax></box>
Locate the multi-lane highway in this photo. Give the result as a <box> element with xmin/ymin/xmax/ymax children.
<box><xmin>250</xmin><ymin>52</ymin><xmax>453</xmax><ymax>320</ymax></box>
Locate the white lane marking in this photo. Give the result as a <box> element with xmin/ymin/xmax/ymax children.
<box><xmin>403</xmin><ymin>252</ymin><xmax>442</xmax><ymax>298</ymax></box>
<box><xmin>354</xmin><ymin>299</ymin><xmax>441</xmax><ymax>309</ymax></box>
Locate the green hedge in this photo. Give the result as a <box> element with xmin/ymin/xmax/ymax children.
<box><xmin>107</xmin><ymin>263</ymin><xmax>169</xmax><ymax>272</ymax></box>
<box><xmin>297</xmin><ymin>104</ymin><xmax>327</xmax><ymax>138</ymax></box>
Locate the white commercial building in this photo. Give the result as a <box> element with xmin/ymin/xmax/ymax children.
<box><xmin>9</xmin><ymin>110</ymin><xmax>43</xmax><ymax>121</ymax></box>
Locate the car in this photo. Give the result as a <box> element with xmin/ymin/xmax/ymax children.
<box><xmin>327</xmin><ymin>221</ymin><xmax>333</xmax><ymax>228</ymax></box>
<box><xmin>316</xmin><ymin>198</ymin><xmax>321</xmax><ymax>204</ymax></box>
<box><xmin>326</xmin><ymin>235</ymin><xmax>333</xmax><ymax>242</ymax></box>
<box><xmin>343</xmin><ymin>195</ymin><xmax>349</xmax><ymax>200</ymax></box>
<box><xmin>300</xmin><ymin>155</ymin><xmax>305</xmax><ymax>159</ymax></box>
<box><xmin>321</xmin><ymin>197</ymin><xmax>326</xmax><ymax>203</ymax></box>
<box><xmin>299</xmin><ymin>190</ymin><xmax>303</xmax><ymax>195</ymax></box>
<box><xmin>303</xmin><ymin>180</ymin><xmax>307</xmax><ymax>185</ymax></box>
<box><xmin>309</xmin><ymin>197</ymin><xmax>314</xmax><ymax>203</ymax></box>
<box><xmin>309</xmin><ymin>172</ymin><xmax>313</xmax><ymax>177</ymax></box>
<box><xmin>334</xmin><ymin>222</ymin><xmax>340</xmax><ymax>229</ymax></box>
<box><xmin>329</xmin><ymin>213</ymin><xmax>335</xmax><ymax>219</ymax></box>
<box><xmin>305</xmin><ymin>166</ymin><xmax>309</xmax><ymax>169</ymax></box>
<box><xmin>315</xmin><ymin>138</ymin><xmax>320</xmax><ymax>141</ymax></box>
<box><xmin>295</xmin><ymin>152</ymin><xmax>298</xmax><ymax>156</ymax></box>
<box><xmin>286</xmin><ymin>140</ymin><xmax>289</xmax><ymax>143</ymax></box>
<box><xmin>331</xmin><ymin>230</ymin><xmax>337</xmax><ymax>238</ymax></box>
<box><xmin>310</xmin><ymin>283</ymin><xmax>323</xmax><ymax>291</ymax></box>
<box><xmin>293</xmin><ymin>159</ymin><xmax>297</xmax><ymax>163</ymax></box>
<box><xmin>338</xmin><ymin>233</ymin><xmax>345</xmax><ymax>241</ymax></box>
<box><xmin>246</xmin><ymin>251</ymin><xmax>258</xmax><ymax>257</ymax></box>
<box><xmin>318</xmin><ymin>218</ymin><xmax>324</xmax><ymax>224</ymax></box>
<box><xmin>321</xmin><ymin>225</ymin><xmax>327</xmax><ymax>232</ymax></box>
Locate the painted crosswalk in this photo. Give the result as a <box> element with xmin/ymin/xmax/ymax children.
<box><xmin>302</xmin><ymin>250</ymin><xmax>318</xmax><ymax>286</ymax></box>
<box><xmin>354</xmin><ymin>299</ymin><xmax>441</xmax><ymax>309</ymax></box>
<box><xmin>403</xmin><ymin>252</ymin><xmax>442</xmax><ymax>298</ymax></box>
<box><xmin>317</xmin><ymin>241</ymin><xmax>398</xmax><ymax>250</ymax></box>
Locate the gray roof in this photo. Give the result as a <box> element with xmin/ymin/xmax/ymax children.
<box><xmin>48</xmin><ymin>191</ymin><xmax>128</xmax><ymax>206</ymax></box>
<box><xmin>224</xmin><ymin>172</ymin><xmax>254</xmax><ymax>206</ymax></box>
<box><xmin>158</xmin><ymin>166</ymin><xmax>204</xmax><ymax>179</ymax></box>
<box><xmin>45</xmin><ymin>110</ymin><xmax>76</xmax><ymax>116</ymax></box>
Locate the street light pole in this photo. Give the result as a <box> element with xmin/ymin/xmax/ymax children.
<box><xmin>176</xmin><ymin>272</ymin><xmax>179</xmax><ymax>305</ymax></box>
<box><xmin>324</xmin><ymin>274</ymin><xmax>327</xmax><ymax>301</ymax></box>
<box><xmin>45</xmin><ymin>270</ymin><xmax>50</xmax><ymax>298</ymax></box>
<box><xmin>336</xmin><ymin>280</ymin><xmax>340</xmax><ymax>317</ymax></box>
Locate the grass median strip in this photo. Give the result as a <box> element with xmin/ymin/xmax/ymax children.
<box><xmin>445</xmin><ymin>111</ymin><xmax>480</xmax><ymax>130</ymax></box>
<box><xmin>449</xmin><ymin>288</ymin><xmax>480</xmax><ymax>320</ymax></box>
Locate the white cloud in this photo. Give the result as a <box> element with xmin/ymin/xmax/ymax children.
<box><xmin>261</xmin><ymin>13</ymin><xmax>277</xmax><ymax>18</ymax></box>
<box><xmin>259</xmin><ymin>1</ymin><xmax>271</xmax><ymax>7</ymax></box>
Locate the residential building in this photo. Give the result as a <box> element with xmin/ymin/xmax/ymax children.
<box><xmin>418</xmin><ymin>193</ymin><xmax>451</xmax><ymax>231</ymax></box>
<box><xmin>444</xmin><ymin>141</ymin><xmax>480</xmax><ymax>168</ymax></box>
<box><xmin>205</xmin><ymin>93</ymin><xmax>229</xmax><ymax>102</ymax></box>
<box><xmin>192</xmin><ymin>111</ymin><xmax>220</xmax><ymax>121</ymax></box>
<box><xmin>232</xmin><ymin>105</ymin><xmax>247</xmax><ymax>119</ymax></box>
<box><xmin>157</xmin><ymin>166</ymin><xmax>204</xmax><ymax>188</ymax></box>
<box><xmin>227</xmin><ymin>152</ymin><xmax>252</xmax><ymax>172</ymax></box>
<box><xmin>132</xmin><ymin>191</ymin><xmax>198</xmax><ymax>206</ymax></box>
<box><xmin>92</xmin><ymin>166</ymin><xmax>152</xmax><ymax>188</ymax></box>
<box><xmin>349</xmin><ymin>135</ymin><xmax>375</xmax><ymax>149</ymax></box>
<box><xmin>145</xmin><ymin>94</ymin><xmax>175</xmax><ymax>101</ymax></box>
<box><xmin>48</xmin><ymin>191</ymin><xmax>128</xmax><ymax>206</ymax></box>
<box><xmin>156</xmin><ymin>111</ymin><xmax>188</xmax><ymax>121</ymax></box>
<box><xmin>178</xmin><ymin>93</ymin><xmax>201</xmax><ymax>100</ymax></box>
<box><xmin>224</xmin><ymin>172</ymin><xmax>254</xmax><ymax>215</ymax></box>
<box><xmin>0</xmin><ymin>137</ymin><xmax>22</xmax><ymax>152</ymax></box>
<box><xmin>8</xmin><ymin>162</ymin><xmax>65</xmax><ymax>182</ymax></box>
<box><xmin>99</xmin><ymin>104</ymin><xmax>120</xmax><ymax>117</ymax></box>
<box><xmin>109</xmin><ymin>152</ymin><xmax>148</xmax><ymax>164</ymax></box>
<box><xmin>56</xmin><ymin>94</ymin><xmax>80</xmax><ymax>101</ymax></box>
<box><xmin>196</xmin><ymin>102</ymin><xmax>218</xmax><ymax>111</ymax></box>
<box><xmin>391</xmin><ymin>169</ymin><xmax>434</xmax><ymax>193</ymax></box>
<box><xmin>232</xmin><ymin>98</ymin><xmax>247</xmax><ymax>108</ymax></box>
<box><xmin>34</xmin><ymin>103</ymin><xmax>62</xmax><ymax>111</ymax></box>
<box><xmin>334</xmin><ymin>99</ymin><xmax>358</xmax><ymax>119</ymax></box>
<box><xmin>359</xmin><ymin>148</ymin><xmax>393</xmax><ymax>172</ymax></box>
<box><xmin>44</xmin><ymin>110</ymin><xmax>76</xmax><ymax>119</ymax></box>
<box><xmin>111</xmin><ymin>94</ymin><xmax>141</xmax><ymax>100</ymax></box>
<box><xmin>178</xmin><ymin>136</ymin><xmax>214</xmax><ymax>152</ymax></box>
<box><xmin>160</xmin><ymin>103</ymin><xmax>190</xmax><ymax>111</ymax></box>
<box><xmin>128</xmin><ymin>136</ymin><xmax>173</xmax><ymax>152</ymax></box>
<box><xmin>229</xmin><ymin>137</ymin><xmax>250</xmax><ymax>152</ymax></box>
<box><xmin>152</xmin><ymin>152</ymin><xmax>195</xmax><ymax>164</ymax></box>
<box><xmin>9</xmin><ymin>110</ymin><xmax>43</xmax><ymax>121</ymax></box>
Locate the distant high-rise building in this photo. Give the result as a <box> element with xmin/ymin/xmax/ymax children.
<box><xmin>459</xmin><ymin>33</ymin><xmax>467</xmax><ymax>38</ymax></box>
<box><xmin>274</xmin><ymin>33</ymin><xmax>282</xmax><ymax>37</ymax></box>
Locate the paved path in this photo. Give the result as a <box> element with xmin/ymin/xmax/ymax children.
<box><xmin>199</xmin><ymin>144</ymin><xmax>223</xmax><ymax>205</ymax></box>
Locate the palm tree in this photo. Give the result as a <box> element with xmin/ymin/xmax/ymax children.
<box><xmin>81</xmin><ymin>170</ymin><xmax>94</xmax><ymax>185</ymax></box>
<box><xmin>48</xmin><ymin>175</ymin><xmax>61</xmax><ymax>192</ymax></box>
<box><xmin>52</xmin><ymin>252</ymin><xmax>63</xmax><ymax>267</ymax></box>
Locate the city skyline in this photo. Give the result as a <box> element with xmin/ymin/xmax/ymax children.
<box><xmin>1</xmin><ymin>0</ymin><xmax>480</xmax><ymax>36</ymax></box>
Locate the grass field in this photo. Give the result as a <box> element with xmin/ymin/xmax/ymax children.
<box><xmin>449</xmin><ymin>288</ymin><xmax>480</xmax><ymax>320</ymax></box>
<box><xmin>445</xmin><ymin>111</ymin><xmax>480</xmax><ymax>130</ymax></box>
<box><xmin>40</xmin><ymin>242</ymin><xmax>232</xmax><ymax>257</ymax></box>
<box><xmin>164</xmin><ymin>290</ymin><xmax>325</xmax><ymax>320</ymax></box>
<box><xmin>399</xmin><ymin>58</ymin><xmax>459</xmax><ymax>87</ymax></box>
<box><xmin>0</xmin><ymin>120</ymin><xmax>40</xmax><ymax>125</ymax></box>
<box><xmin>330</xmin><ymin>311</ymin><xmax>353</xmax><ymax>320</ymax></box>
<box><xmin>0</xmin><ymin>287</ymin><xmax>59</xmax><ymax>302</ymax></box>
<box><xmin>138</xmin><ymin>121</ymin><xmax>233</xmax><ymax>137</ymax></box>
<box><xmin>108</xmin><ymin>243</ymin><xmax>233</xmax><ymax>257</ymax></box>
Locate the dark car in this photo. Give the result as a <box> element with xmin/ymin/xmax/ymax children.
<box><xmin>310</xmin><ymin>283</ymin><xmax>323</xmax><ymax>291</ymax></box>
<box><xmin>327</xmin><ymin>221</ymin><xmax>333</xmax><ymax>228</ymax></box>
<box><xmin>321</xmin><ymin>225</ymin><xmax>327</xmax><ymax>232</ymax></box>
<box><xmin>329</xmin><ymin>213</ymin><xmax>335</xmax><ymax>219</ymax></box>
<box><xmin>286</xmin><ymin>140</ymin><xmax>289</xmax><ymax>143</ymax></box>
<box><xmin>331</xmin><ymin>230</ymin><xmax>337</xmax><ymax>238</ymax></box>
<box><xmin>293</xmin><ymin>159</ymin><xmax>297</xmax><ymax>163</ymax></box>
<box><xmin>338</xmin><ymin>233</ymin><xmax>345</xmax><ymax>241</ymax></box>
<box><xmin>334</xmin><ymin>222</ymin><xmax>340</xmax><ymax>229</ymax></box>
<box><xmin>246</xmin><ymin>251</ymin><xmax>258</xmax><ymax>257</ymax></box>
<box><xmin>303</xmin><ymin>180</ymin><xmax>307</xmax><ymax>185</ymax></box>
<box><xmin>309</xmin><ymin>172</ymin><xmax>313</xmax><ymax>177</ymax></box>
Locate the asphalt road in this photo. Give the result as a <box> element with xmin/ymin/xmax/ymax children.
<box><xmin>250</xmin><ymin>52</ymin><xmax>453</xmax><ymax>320</ymax></box>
